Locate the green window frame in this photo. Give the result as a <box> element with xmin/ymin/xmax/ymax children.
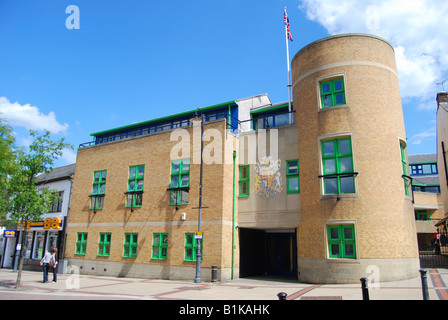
<box><xmin>185</xmin><ymin>233</ymin><xmax>203</xmax><ymax>262</ymax></box>
<box><xmin>75</xmin><ymin>232</ymin><xmax>88</xmax><ymax>255</ymax></box>
<box><xmin>321</xmin><ymin>137</ymin><xmax>355</xmax><ymax>195</ymax></box>
<box><xmin>400</xmin><ymin>143</ymin><xmax>411</xmax><ymax>196</ymax></box>
<box><xmin>239</xmin><ymin>165</ymin><xmax>250</xmax><ymax>197</ymax></box>
<box><xmin>98</xmin><ymin>232</ymin><xmax>111</xmax><ymax>257</ymax></box>
<box><xmin>320</xmin><ymin>77</ymin><xmax>346</xmax><ymax>108</ymax></box>
<box><xmin>327</xmin><ymin>225</ymin><xmax>356</xmax><ymax>259</ymax></box>
<box><xmin>169</xmin><ymin>159</ymin><xmax>190</xmax><ymax>205</ymax></box>
<box><xmin>91</xmin><ymin>170</ymin><xmax>107</xmax><ymax>209</ymax></box>
<box><xmin>123</xmin><ymin>233</ymin><xmax>138</xmax><ymax>258</ymax></box>
<box><xmin>126</xmin><ymin>165</ymin><xmax>145</xmax><ymax>208</ymax></box>
<box><xmin>152</xmin><ymin>233</ymin><xmax>168</xmax><ymax>260</ymax></box>
<box><xmin>286</xmin><ymin>160</ymin><xmax>300</xmax><ymax>194</ymax></box>
<box><xmin>415</xmin><ymin>210</ymin><xmax>429</xmax><ymax>221</ymax></box>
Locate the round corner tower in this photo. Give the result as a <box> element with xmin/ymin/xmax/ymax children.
<box><xmin>292</xmin><ymin>34</ymin><xmax>419</xmax><ymax>284</ymax></box>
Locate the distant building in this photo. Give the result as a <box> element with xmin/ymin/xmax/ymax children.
<box><xmin>1</xmin><ymin>164</ymin><xmax>75</xmax><ymax>272</ymax></box>
<box><xmin>436</xmin><ymin>92</ymin><xmax>448</xmax><ymax>232</ymax></box>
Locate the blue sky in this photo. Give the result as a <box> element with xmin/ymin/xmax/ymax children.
<box><xmin>0</xmin><ymin>0</ymin><xmax>446</xmax><ymax>167</ymax></box>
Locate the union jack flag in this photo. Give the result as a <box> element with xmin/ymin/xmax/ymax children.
<box><xmin>284</xmin><ymin>8</ymin><xmax>293</xmax><ymax>41</ymax></box>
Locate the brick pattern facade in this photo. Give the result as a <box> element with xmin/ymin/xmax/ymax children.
<box><xmin>65</xmin><ymin>119</ymin><xmax>239</xmax><ymax>281</ymax></box>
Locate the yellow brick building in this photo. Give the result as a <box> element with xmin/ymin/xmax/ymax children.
<box><xmin>65</xmin><ymin>34</ymin><xmax>423</xmax><ymax>284</ymax></box>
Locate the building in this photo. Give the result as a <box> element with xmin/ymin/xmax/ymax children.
<box><xmin>65</xmin><ymin>95</ymin><xmax>270</xmax><ymax>281</ymax></box>
<box><xmin>1</xmin><ymin>164</ymin><xmax>75</xmax><ymax>272</ymax></box>
<box><xmin>65</xmin><ymin>33</ymin><xmax>422</xmax><ymax>284</ymax></box>
<box><xmin>436</xmin><ymin>92</ymin><xmax>448</xmax><ymax>231</ymax></box>
<box><xmin>291</xmin><ymin>34</ymin><xmax>419</xmax><ymax>283</ymax></box>
<box><xmin>409</xmin><ymin>154</ymin><xmax>445</xmax><ymax>259</ymax></box>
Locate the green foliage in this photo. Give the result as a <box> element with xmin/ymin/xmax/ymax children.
<box><xmin>0</xmin><ymin>129</ymin><xmax>73</xmax><ymax>227</ymax></box>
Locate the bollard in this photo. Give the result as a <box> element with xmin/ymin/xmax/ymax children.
<box><xmin>211</xmin><ymin>265</ymin><xmax>217</xmax><ymax>282</ymax></box>
<box><xmin>277</xmin><ymin>292</ymin><xmax>287</xmax><ymax>300</ymax></box>
<box><xmin>419</xmin><ymin>269</ymin><xmax>430</xmax><ymax>300</ymax></box>
<box><xmin>360</xmin><ymin>278</ymin><xmax>370</xmax><ymax>300</ymax></box>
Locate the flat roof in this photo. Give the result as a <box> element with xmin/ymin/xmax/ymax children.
<box><xmin>91</xmin><ymin>100</ymin><xmax>238</xmax><ymax>137</ymax></box>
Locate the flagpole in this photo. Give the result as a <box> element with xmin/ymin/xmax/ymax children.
<box><xmin>284</xmin><ymin>7</ymin><xmax>293</xmax><ymax>125</ymax></box>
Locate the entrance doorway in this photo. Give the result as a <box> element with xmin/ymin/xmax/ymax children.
<box><xmin>239</xmin><ymin>228</ymin><xmax>297</xmax><ymax>278</ymax></box>
<box><xmin>266</xmin><ymin>233</ymin><xmax>297</xmax><ymax>276</ymax></box>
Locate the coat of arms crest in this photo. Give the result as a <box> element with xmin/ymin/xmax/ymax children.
<box><xmin>254</xmin><ymin>156</ymin><xmax>282</xmax><ymax>199</ymax></box>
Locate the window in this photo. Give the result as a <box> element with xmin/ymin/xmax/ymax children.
<box><xmin>400</xmin><ymin>143</ymin><xmax>411</xmax><ymax>196</ymax></box>
<box><xmin>327</xmin><ymin>225</ymin><xmax>356</xmax><ymax>259</ymax></box>
<box><xmin>152</xmin><ymin>233</ymin><xmax>168</xmax><ymax>260</ymax></box>
<box><xmin>169</xmin><ymin>159</ymin><xmax>190</xmax><ymax>205</ymax></box>
<box><xmin>320</xmin><ymin>77</ymin><xmax>346</xmax><ymax>108</ymax></box>
<box><xmin>123</xmin><ymin>233</ymin><xmax>138</xmax><ymax>258</ymax></box>
<box><xmin>98</xmin><ymin>233</ymin><xmax>111</xmax><ymax>257</ymax></box>
<box><xmin>126</xmin><ymin>165</ymin><xmax>144</xmax><ymax>208</ymax></box>
<box><xmin>415</xmin><ymin>210</ymin><xmax>429</xmax><ymax>221</ymax></box>
<box><xmin>321</xmin><ymin>137</ymin><xmax>355</xmax><ymax>194</ymax></box>
<box><xmin>91</xmin><ymin>170</ymin><xmax>107</xmax><ymax>210</ymax></box>
<box><xmin>286</xmin><ymin>160</ymin><xmax>300</xmax><ymax>194</ymax></box>
<box><xmin>49</xmin><ymin>191</ymin><xmax>63</xmax><ymax>212</ymax></box>
<box><xmin>410</xmin><ymin>163</ymin><xmax>438</xmax><ymax>175</ymax></box>
<box><xmin>32</xmin><ymin>232</ymin><xmax>45</xmax><ymax>259</ymax></box>
<box><xmin>239</xmin><ymin>166</ymin><xmax>250</xmax><ymax>197</ymax></box>
<box><xmin>76</xmin><ymin>232</ymin><xmax>88</xmax><ymax>255</ymax></box>
<box><xmin>185</xmin><ymin>233</ymin><xmax>203</xmax><ymax>262</ymax></box>
<box><xmin>412</xmin><ymin>185</ymin><xmax>441</xmax><ymax>193</ymax></box>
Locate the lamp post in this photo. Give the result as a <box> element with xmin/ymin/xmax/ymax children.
<box><xmin>192</xmin><ymin>109</ymin><xmax>204</xmax><ymax>283</ymax></box>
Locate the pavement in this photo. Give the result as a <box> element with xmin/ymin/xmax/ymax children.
<box><xmin>0</xmin><ymin>267</ymin><xmax>446</xmax><ymax>301</ymax></box>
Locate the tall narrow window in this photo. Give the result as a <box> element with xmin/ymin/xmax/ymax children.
<box><xmin>91</xmin><ymin>170</ymin><xmax>106</xmax><ymax>210</ymax></box>
<box><xmin>152</xmin><ymin>233</ymin><xmax>168</xmax><ymax>260</ymax></box>
<box><xmin>239</xmin><ymin>166</ymin><xmax>250</xmax><ymax>197</ymax></box>
<box><xmin>126</xmin><ymin>165</ymin><xmax>144</xmax><ymax>208</ymax></box>
<box><xmin>169</xmin><ymin>159</ymin><xmax>190</xmax><ymax>206</ymax></box>
<box><xmin>400</xmin><ymin>143</ymin><xmax>411</xmax><ymax>196</ymax></box>
<box><xmin>327</xmin><ymin>225</ymin><xmax>356</xmax><ymax>259</ymax></box>
<box><xmin>286</xmin><ymin>160</ymin><xmax>300</xmax><ymax>194</ymax></box>
<box><xmin>76</xmin><ymin>232</ymin><xmax>88</xmax><ymax>255</ymax></box>
<box><xmin>123</xmin><ymin>233</ymin><xmax>138</xmax><ymax>258</ymax></box>
<box><xmin>321</xmin><ymin>137</ymin><xmax>355</xmax><ymax>195</ymax></box>
<box><xmin>98</xmin><ymin>233</ymin><xmax>111</xmax><ymax>257</ymax></box>
<box><xmin>185</xmin><ymin>233</ymin><xmax>203</xmax><ymax>262</ymax></box>
<box><xmin>320</xmin><ymin>77</ymin><xmax>346</xmax><ymax>108</ymax></box>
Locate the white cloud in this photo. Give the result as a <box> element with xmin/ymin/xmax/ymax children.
<box><xmin>61</xmin><ymin>148</ymin><xmax>77</xmax><ymax>164</ymax></box>
<box><xmin>299</xmin><ymin>0</ymin><xmax>448</xmax><ymax>101</ymax></box>
<box><xmin>410</xmin><ymin>126</ymin><xmax>436</xmax><ymax>145</ymax></box>
<box><xmin>0</xmin><ymin>96</ymin><xmax>69</xmax><ymax>134</ymax></box>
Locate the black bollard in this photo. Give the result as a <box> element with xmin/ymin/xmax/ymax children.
<box><xmin>360</xmin><ymin>278</ymin><xmax>369</xmax><ymax>300</ymax></box>
<box><xmin>277</xmin><ymin>292</ymin><xmax>287</xmax><ymax>300</ymax></box>
<box><xmin>419</xmin><ymin>269</ymin><xmax>430</xmax><ymax>300</ymax></box>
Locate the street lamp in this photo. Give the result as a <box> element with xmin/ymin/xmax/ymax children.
<box><xmin>191</xmin><ymin>109</ymin><xmax>204</xmax><ymax>283</ymax></box>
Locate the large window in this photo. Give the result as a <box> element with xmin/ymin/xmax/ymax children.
<box><xmin>321</xmin><ymin>137</ymin><xmax>355</xmax><ymax>195</ymax></box>
<box><xmin>185</xmin><ymin>233</ymin><xmax>203</xmax><ymax>262</ymax></box>
<box><xmin>126</xmin><ymin>165</ymin><xmax>144</xmax><ymax>208</ymax></box>
<box><xmin>49</xmin><ymin>191</ymin><xmax>64</xmax><ymax>212</ymax></box>
<box><xmin>98</xmin><ymin>233</ymin><xmax>111</xmax><ymax>257</ymax></box>
<box><xmin>410</xmin><ymin>163</ymin><xmax>438</xmax><ymax>175</ymax></box>
<box><xmin>286</xmin><ymin>160</ymin><xmax>300</xmax><ymax>194</ymax></box>
<box><xmin>123</xmin><ymin>233</ymin><xmax>138</xmax><ymax>258</ymax></box>
<box><xmin>327</xmin><ymin>225</ymin><xmax>356</xmax><ymax>259</ymax></box>
<box><xmin>169</xmin><ymin>159</ymin><xmax>190</xmax><ymax>206</ymax></box>
<box><xmin>320</xmin><ymin>77</ymin><xmax>346</xmax><ymax>108</ymax></box>
<box><xmin>76</xmin><ymin>232</ymin><xmax>88</xmax><ymax>255</ymax></box>
<box><xmin>239</xmin><ymin>166</ymin><xmax>250</xmax><ymax>197</ymax></box>
<box><xmin>152</xmin><ymin>233</ymin><xmax>168</xmax><ymax>260</ymax></box>
<box><xmin>91</xmin><ymin>170</ymin><xmax>106</xmax><ymax>210</ymax></box>
<box><xmin>400</xmin><ymin>143</ymin><xmax>411</xmax><ymax>196</ymax></box>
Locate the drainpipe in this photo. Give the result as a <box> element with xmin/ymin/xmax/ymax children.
<box><xmin>232</xmin><ymin>151</ymin><xmax>237</xmax><ymax>280</ymax></box>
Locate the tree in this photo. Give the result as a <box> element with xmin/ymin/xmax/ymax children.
<box><xmin>0</xmin><ymin>129</ymin><xmax>73</xmax><ymax>288</ymax></box>
<box><xmin>0</xmin><ymin>118</ymin><xmax>16</xmax><ymax>210</ymax></box>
